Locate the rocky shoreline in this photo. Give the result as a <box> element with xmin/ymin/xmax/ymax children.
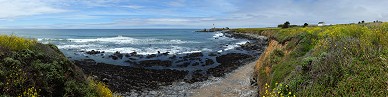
<box><xmin>72</xmin><ymin>31</ymin><xmax>268</xmax><ymax>95</ymax></box>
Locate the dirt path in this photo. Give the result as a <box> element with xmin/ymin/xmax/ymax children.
<box><xmin>190</xmin><ymin>61</ymin><xmax>258</xmax><ymax>97</ymax></box>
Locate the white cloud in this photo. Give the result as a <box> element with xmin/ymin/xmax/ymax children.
<box><xmin>166</xmin><ymin>0</ymin><xmax>186</xmax><ymax>7</ymax></box>
<box><xmin>121</xmin><ymin>5</ymin><xmax>144</xmax><ymax>9</ymax></box>
<box><xmin>0</xmin><ymin>0</ymin><xmax>67</xmax><ymax>19</ymax></box>
<box><xmin>77</xmin><ymin>0</ymin><xmax>121</xmax><ymax>7</ymax></box>
<box><xmin>148</xmin><ymin>18</ymin><xmax>191</xmax><ymax>22</ymax></box>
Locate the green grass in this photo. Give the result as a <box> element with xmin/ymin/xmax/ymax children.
<box><xmin>238</xmin><ymin>23</ymin><xmax>388</xmax><ymax>96</ymax></box>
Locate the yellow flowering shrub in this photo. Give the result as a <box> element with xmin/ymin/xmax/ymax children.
<box><xmin>88</xmin><ymin>77</ymin><xmax>113</xmax><ymax>97</ymax></box>
<box><xmin>19</xmin><ymin>87</ymin><xmax>39</xmax><ymax>97</ymax></box>
<box><xmin>0</xmin><ymin>35</ymin><xmax>36</xmax><ymax>51</ymax></box>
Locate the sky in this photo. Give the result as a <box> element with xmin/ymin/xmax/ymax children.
<box><xmin>0</xmin><ymin>0</ymin><xmax>387</xmax><ymax>29</ymax></box>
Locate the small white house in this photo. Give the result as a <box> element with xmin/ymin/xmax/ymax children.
<box><xmin>318</xmin><ymin>22</ymin><xmax>325</xmax><ymax>26</ymax></box>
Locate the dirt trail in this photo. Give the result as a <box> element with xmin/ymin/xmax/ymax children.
<box><xmin>190</xmin><ymin>61</ymin><xmax>258</xmax><ymax>97</ymax></box>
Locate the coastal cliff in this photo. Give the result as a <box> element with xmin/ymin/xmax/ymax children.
<box><xmin>233</xmin><ymin>23</ymin><xmax>387</xmax><ymax>96</ymax></box>
<box><xmin>0</xmin><ymin>35</ymin><xmax>112</xmax><ymax>96</ymax></box>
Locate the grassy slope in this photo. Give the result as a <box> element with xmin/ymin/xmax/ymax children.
<box><xmin>0</xmin><ymin>35</ymin><xmax>112</xmax><ymax>96</ymax></box>
<box><xmin>234</xmin><ymin>23</ymin><xmax>388</xmax><ymax>96</ymax></box>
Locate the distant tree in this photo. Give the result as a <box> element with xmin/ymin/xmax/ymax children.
<box><xmin>362</xmin><ymin>20</ymin><xmax>365</xmax><ymax>23</ymax></box>
<box><xmin>278</xmin><ymin>24</ymin><xmax>284</xmax><ymax>28</ymax></box>
<box><xmin>225</xmin><ymin>27</ymin><xmax>229</xmax><ymax>29</ymax></box>
<box><xmin>282</xmin><ymin>21</ymin><xmax>290</xmax><ymax>28</ymax></box>
<box><xmin>358</xmin><ymin>22</ymin><xmax>361</xmax><ymax>24</ymax></box>
<box><xmin>290</xmin><ymin>25</ymin><xmax>298</xmax><ymax>27</ymax></box>
<box><xmin>303</xmin><ymin>23</ymin><xmax>308</xmax><ymax>27</ymax></box>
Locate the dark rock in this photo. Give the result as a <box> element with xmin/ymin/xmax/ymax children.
<box><xmin>146</xmin><ymin>54</ymin><xmax>157</xmax><ymax>59</ymax></box>
<box><xmin>240</xmin><ymin>41</ymin><xmax>261</xmax><ymax>50</ymax></box>
<box><xmin>192</xmin><ymin>62</ymin><xmax>200</xmax><ymax>66</ymax></box>
<box><xmin>86</xmin><ymin>50</ymin><xmax>101</xmax><ymax>55</ymax></box>
<box><xmin>205</xmin><ymin>59</ymin><xmax>214</xmax><ymax>66</ymax></box>
<box><xmin>125</xmin><ymin>60</ymin><xmax>137</xmax><ymax>64</ymax></box>
<box><xmin>129</xmin><ymin>57</ymin><xmax>137</xmax><ymax>60</ymax></box>
<box><xmin>216</xmin><ymin>53</ymin><xmax>251</xmax><ymax>64</ymax></box>
<box><xmin>139</xmin><ymin>60</ymin><xmax>172</xmax><ymax>67</ymax></box>
<box><xmin>184</xmin><ymin>52</ymin><xmax>203</xmax><ymax>59</ymax></box>
<box><xmin>208</xmin><ymin>53</ymin><xmax>253</xmax><ymax>77</ymax></box>
<box><xmin>186</xmin><ymin>72</ymin><xmax>208</xmax><ymax>83</ymax></box>
<box><xmin>125</xmin><ymin>53</ymin><xmax>130</xmax><ymax>57</ymax></box>
<box><xmin>75</xmin><ymin>59</ymin><xmax>97</xmax><ymax>65</ymax></box>
<box><xmin>102</xmin><ymin>78</ymin><xmax>109</xmax><ymax>83</ymax></box>
<box><xmin>74</xmin><ymin>61</ymin><xmax>188</xmax><ymax>92</ymax></box>
<box><xmin>116</xmin><ymin>54</ymin><xmax>123</xmax><ymax>59</ymax></box>
<box><xmin>177</xmin><ymin>62</ymin><xmax>190</xmax><ymax>68</ymax></box>
<box><xmin>208</xmin><ymin>53</ymin><xmax>217</xmax><ymax>56</ymax></box>
<box><xmin>108</xmin><ymin>51</ymin><xmax>124</xmax><ymax>60</ymax></box>
<box><xmin>169</xmin><ymin>55</ymin><xmax>177</xmax><ymax>59</ymax></box>
<box><xmin>162</xmin><ymin>52</ymin><xmax>170</xmax><ymax>56</ymax></box>
<box><xmin>195</xmin><ymin>28</ymin><xmax>227</xmax><ymax>32</ymax></box>
<box><xmin>130</xmin><ymin>52</ymin><xmax>137</xmax><ymax>56</ymax></box>
<box><xmin>175</xmin><ymin>59</ymin><xmax>186</xmax><ymax>63</ymax></box>
<box><xmin>109</xmin><ymin>55</ymin><xmax>119</xmax><ymax>60</ymax></box>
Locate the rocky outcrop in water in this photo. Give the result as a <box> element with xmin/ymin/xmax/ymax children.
<box><xmin>86</xmin><ymin>50</ymin><xmax>104</xmax><ymax>55</ymax></box>
<box><xmin>75</xmin><ymin>59</ymin><xmax>188</xmax><ymax>93</ymax></box>
<box><xmin>138</xmin><ymin>60</ymin><xmax>172</xmax><ymax>67</ymax></box>
<box><xmin>208</xmin><ymin>53</ymin><xmax>255</xmax><ymax>77</ymax></box>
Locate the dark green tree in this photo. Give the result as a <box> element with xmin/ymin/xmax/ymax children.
<box><xmin>282</xmin><ymin>21</ymin><xmax>290</xmax><ymax>28</ymax></box>
<box><xmin>303</xmin><ymin>23</ymin><xmax>309</xmax><ymax>27</ymax></box>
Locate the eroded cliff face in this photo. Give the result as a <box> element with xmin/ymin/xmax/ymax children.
<box><xmin>253</xmin><ymin>39</ymin><xmax>285</xmax><ymax>95</ymax></box>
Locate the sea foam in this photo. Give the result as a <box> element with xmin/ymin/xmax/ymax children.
<box><xmin>67</xmin><ymin>36</ymin><xmax>200</xmax><ymax>45</ymax></box>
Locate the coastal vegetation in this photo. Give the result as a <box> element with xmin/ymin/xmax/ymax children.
<box><xmin>234</xmin><ymin>22</ymin><xmax>387</xmax><ymax>96</ymax></box>
<box><xmin>0</xmin><ymin>35</ymin><xmax>37</xmax><ymax>51</ymax></box>
<box><xmin>0</xmin><ymin>35</ymin><xmax>112</xmax><ymax>96</ymax></box>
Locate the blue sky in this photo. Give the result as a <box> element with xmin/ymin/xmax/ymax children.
<box><xmin>0</xmin><ymin>0</ymin><xmax>387</xmax><ymax>29</ymax></box>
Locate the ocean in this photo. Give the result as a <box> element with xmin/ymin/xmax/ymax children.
<box><xmin>0</xmin><ymin>29</ymin><xmax>255</xmax><ymax>66</ymax></box>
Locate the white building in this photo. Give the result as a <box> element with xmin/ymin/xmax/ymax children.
<box><xmin>318</xmin><ymin>22</ymin><xmax>325</xmax><ymax>26</ymax></box>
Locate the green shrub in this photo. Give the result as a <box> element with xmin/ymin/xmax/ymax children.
<box><xmin>0</xmin><ymin>37</ymin><xmax>109</xmax><ymax>96</ymax></box>
<box><xmin>273</xmin><ymin>49</ymin><xmax>284</xmax><ymax>57</ymax></box>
